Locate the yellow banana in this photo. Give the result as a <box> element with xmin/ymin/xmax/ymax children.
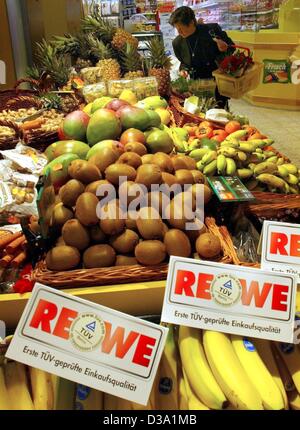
<box><xmin>202</xmin><ymin>330</ymin><xmax>263</xmax><ymax>410</ymax></box>
<box><xmin>0</xmin><ymin>365</ymin><xmax>12</xmax><ymax>410</ymax></box>
<box><xmin>277</xmin><ymin>166</ymin><xmax>289</xmax><ymax>178</ymax></box>
<box><xmin>268</xmin><ymin>156</ymin><xmax>279</xmax><ymax>164</ymax></box>
<box><xmin>156</xmin><ymin>325</ymin><xmax>178</xmax><ymax>410</ymax></box>
<box><xmin>202</xmin><ymin>150</ymin><xmax>217</xmax><ymax>166</ymax></box>
<box><xmin>217</xmin><ymin>155</ymin><xmax>227</xmax><ymax>175</ymax></box>
<box><xmin>221</xmin><ymin>138</ymin><xmax>239</xmax><ymax>148</ymax></box>
<box><xmin>188</xmin><ymin>139</ymin><xmax>201</xmax><ymax>151</ymax></box>
<box><xmin>254</xmin><ymin>162</ymin><xmax>278</xmax><ymax>176</ymax></box>
<box><xmin>237</xmin><ymin>168</ymin><xmax>253</xmax><ymax>180</ymax></box>
<box><xmin>236</xmin><ymin>151</ymin><xmax>248</xmax><ymax>162</ymax></box>
<box><xmin>286</xmin><ymin>174</ymin><xmax>299</xmax><ymax>185</ymax></box>
<box><xmin>75</xmin><ymin>385</ymin><xmax>103</xmax><ymax>410</ymax></box>
<box><xmin>178</xmin><ymin>375</ymin><xmax>189</xmax><ymax>410</ymax></box>
<box><xmin>231</xmin><ymin>336</ymin><xmax>285</xmax><ymax>410</ymax></box>
<box><xmin>253</xmin><ymin>339</ymin><xmax>288</xmax><ymax>410</ymax></box>
<box><xmin>275</xmin><ymin>343</ymin><xmax>300</xmax><ymax>394</ymax></box>
<box><xmin>256</xmin><ymin>174</ymin><xmax>288</xmax><ymax>191</ymax></box>
<box><xmin>218</xmin><ymin>147</ymin><xmax>238</xmax><ymax>158</ymax></box>
<box><xmin>4</xmin><ymin>361</ymin><xmax>35</xmax><ymax>410</ymax></box>
<box><xmin>189</xmin><ymin>148</ymin><xmax>210</xmax><ymax>161</ymax></box>
<box><xmin>262</xmin><ymin>138</ymin><xmax>274</xmax><ymax>146</ymax></box>
<box><xmin>271</xmin><ymin>343</ymin><xmax>295</xmax><ymax>392</ymax></box>
<box><xmin>239</xmin><ymin>142</ymin><xmax>258</xmax><ymax>153</ymax></box>
<box><xmin>203</xmin><ymin>160</ymin><xmax>217</xmax><ymax>176</ymax></box>
<box><xmin>197</xmin><ymin>161</ymin><xmax>205</xmax><ymax>172</ymax></box>
<box><xmin>182</xmin><ymin>368</ymin><xmax>210</xmax><ymax>410</ymax></box>
<box><xmin>250</xmin><ymin>139</ymin><xmax>269</xmax><ymax>148</ymax></box>
<box><xmin>226</xmin><ymin>158</ymin><xmax>237</xmax><ymax>175</ymax></box>
<box><xmin>228</xmin><ymin>130</ymin><xmax>248</xmax><ymax>140</ymax></box>
<box><xmin>288</xmin><ymin>390</ymin><xmax>300</xmax><ymax>410</ymax></box>
<box><xmin>296</xmin><ymin>287</ymin><xmax>300</xmax><ymax>313</ymax></box>
<box><xmin>29</xmin><ymin>367</ymin><xmax>54</xmax><ymax>410</ymax></box>
<box><xmin>277</xmin><ymin>158</ymin><xmax>285</xmax><ymax>165</ymax></box>
<box><xmin>282</xmin><ymin>164</ymin><xmax>298</xmax><ymax>175</ymax></box>
<box><xmin>178</xmin><ymin>326</ymin><xmax>227</xmax><ymax>410</ymax></box>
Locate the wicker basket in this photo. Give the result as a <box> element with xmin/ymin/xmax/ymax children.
<box><xmin>169</xmin><ymin>95</ymin><xmax>226</xmax><ymax>128</ymax></box>
<box><xmin>213</xmin><ymin>62</ymin><xmax>263</xmax><ymax>99</ymax></box>
<box><xmin>245</xmin><ymin>192</ymin><xmax>300</xmax><ymax>218</ymax></box>
<box><xmin>0</xmin><ymin>120</ymin><xmax>23</xmax><ymax>151</ymax></box>
<box><xmin>33</xmin><ymin>218</ymin><xmax>233</xmax><ymax>289</ymax></box>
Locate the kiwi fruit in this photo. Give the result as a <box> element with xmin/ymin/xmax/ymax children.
<box><xmin>125</xmin><ymin>211</ymin><xmax>138</xmax><ymax>230</ymax></box>
<box><xmin>83</xmin><ymin>245</ymin><xmax>116</xmax><ymax>268</ymax></box>
<box><xmin>147</xmin><ymin>191</ymin><xmax>165</xmax><ymax>216</ymax></box>
<box><xmin>162</xmin><ymin>223</ymin><xmax>169</xmax><ymax>238</ymax></box>
<box><xmin>105</xmin><ymin>164</ymin><xmax>136</xmax><ymax>185</ymax></box>
<box><xmin>59</xmin><ymin>179</ymin><xmax>85</xmax><ymax>208</ymax></box>
<box><xmin>69</xmin><ymin>160</ymin><xmax>101</xmax><ymax>184</ymax></box>
<box><xmin>117</xmin><ymin>152</ymin><xmax>142</xmax><ymax>169</ymax></box>
<box><xmin>89</xmin><ymin>225</ymin><xmax>106</xmax><ymax>243</ymax></box>
<box><xmin>203</xmin><ymin>184</ymin><xmax>213</xmax><ymax>205</ymax></box>
<box><xmin>175</xmin><ymin>169</ymin><xmax>195</xmax><ymax>186</ymax></box>
<box><xmin>46</xmin><ymin>246</ymin><xmax>81</xmax><ymax>271</ymax></box>
<box><xmin>88</xmin><ymin>147</ymin><xmax>119</xmax><ymax>173</ymax></box>
<box><xmin>51</xmin><ymin>203</ymin><xmax>73</xmax><ymax>228</ymax></box>
<box><xmin>196</xmin><ymin>233</ymin><xmax>222</xmax><ymax>259</ymax></box>
<box><xmin>75</xmin><ymin>192</ymin><xmax>99</xmax><ymax>226</ymax></box>
<box><xmin>62</xmin><ymin>219</ymin><xmax>90</xmax><ymax>251</ymax></box>
<box><xmin>55</xmin><ymin>236</ymin><xmax>66</xmax><ymax>247</ymax></box>
<box><xmin>161</xmin><ymin>172</ymin><xmax>177</xmax><ymax>187</ymax></box>
<box><xmin>152</xmin><ymin>153</ymin><xmax>174</xmax><ymax>174</ymax></box>
<box><xmin>172</xmin><ymin>155</ymin><xmax>196</xmax><ymax>171</ymax></box>
<box><xmin>191</xmin><ymin>170</ymin><xmax>206</xmax><ymax>184</ymax></box>
<box><xmin>109</xmin><ymin>229</ymin><xmax>139</xmax><ymax>254</ymax></box>
<box><xmin>136</xmin><ymin>207</ymin><xmax>164</xmax><ymax>240</ymax></box>
<box><xmin>115</xmin><ymin>256</ymin><xmax>138</xmax><ymax>266</ymax></box>
<box><xmin>125</xmin><ymin>142</ymin><xmax>147</xmax><ymax>156</ymax></box>
<box><xmin>191</xmin><ymin>184</ymin><xmax>212</xmax><ymax>206</ymax></box>
<box><xmin>141</xmin><ymin>154</ymin><xmax>154</xmax><ymax>165</ymax></box>
<box><xmin>164</xmin><ymin>229</ymin><xmax>192</xmax><ymax>258</ymax></box>
<box><xmin>68</xmin><ymin>160</ymin><xmax>86</xmax><ymax>178</ymax></box>
<box><xmin>166</xmin><ymin>195</ymin><xmax>195</xmax><ymax>231</ymax></box>
<box><xmin>135</xmin><ymin>241</ymin><xmax>167</xmax><ymax>266</ymax></box>
<box><xmin>85</xmin><ymin>179</ymin><xmax>111</xmax><ymax>197</ymax></box>
<box><xmin>136</xmin><ymin>164</ymin><xmax>162</xmax><ymax>189</ymax></box>
<box><xmin>100</xmin><ymin>200</ymin><xmax>126</xmax><ymax>235</ymax></box>
<box><xmin>119</xmin><ymin>181</ymin><xmax>146</xmax><ymax>206</ymax></box>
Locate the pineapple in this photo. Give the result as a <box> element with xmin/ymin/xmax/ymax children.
<box><xmin>81</xmin><ymin>15</ymin><xmax>138</xmax><ymax>52</ymax></box>
<box><xmin>53</xmin><ymin>32</ymin><xmax>95</xmax><ymax>70</ymax></box>
<box><xmin>96</xmin><ymin>41</ymin><xmax>121</xmax><ymax>81</ymax></box>
<box><xmin>120</xmin><ymin>43</ymin><xmax>144</xmax><ymax>79</ymax></box>
<box><xmin>146</xmin><ymin>37</ymin><xmax>171</xmax><ymax>97</ymax></box>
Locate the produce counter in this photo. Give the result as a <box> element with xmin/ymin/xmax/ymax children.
<box><xmin>228</xmin><ymin>30</ymin><xmax>300</xmax><ymax>110</ymax></box>
<box><xmin>0</xmin><ymin>280</ymin><xmax>165</xmax><ymax>330</ymax></box>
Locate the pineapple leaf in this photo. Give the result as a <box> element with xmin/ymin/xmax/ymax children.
<box><xmin>145</xmin><ymin>37</ymin><xmax>172</xmax><ymax>71</ymax></box>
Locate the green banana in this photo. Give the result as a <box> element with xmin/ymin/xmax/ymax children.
<box><xmin>239</xmin><ymin>142</ymin><xmax>258</xmax><ymax>153</ymax></box>
<box><xmin>169</xmin><ymin>129</ymin><xmax>188</xmax><ymax>153</ymax></box>
<box><xmin>226</xmin><ymin>158</ymin><xmax>237</xmax><ymax>176</ymax></box>
<box><xmin>256</xmin><ymin>174</ymin><xmax>288</xmax><ymax>191</ymax></box>
<box><xmin>248</xmin><ymin>139</ymin><xmax>267</xmax><ymax>148</ymax></box>
<box><xmin>203</xmin><ymin>160</ymin><xmax>218</xmax><ymax>176</ymax></box>
<box><xmin>188</xmin><ymin>139</ymin><xmax>201</xmax><ymax>151</ymax></box>
<box><xmin>202</xmin><ymin>150</ymin><xmax>217</xmax><ymax>166</ymax></box>
<box><xmin>197</xmin><ymin>161</ymin><xmax>205</xmax><ymax>172</ymax></box>
<box><xmin>277</xmin><ymin>158</ymin><xmax>285</xmax><ymax>166</ymax></box>
<box><xmin>221</xmin><ymin>138</ymin><xmax>239</xmax><ymax>148</ymax></box>
<box><xmin>248</xmin><ymin>163</ymin><xmax>257</xmax><ymax>171</ymax></box>
<box><xmin>254</xmin><ymin>162</ymin><xmax>278</xmax><ymax>176</ymax></box>
<box><xmin>227</xmin><ymin>130</ymin><xmax>248</xmax><ymax>140</ymax></box>
<box><xmin>262</xmin><ymin>138</ymin><xmax>275</xmax><ymax>146</ymax></box>
<box><xmin>217</xmin><ymin>155</ymin><xmax>227</xmax><ymax>175</ymax></box>
<box><xmin>218</xmin><ymin>147</ymin><xmax>238</xmax><ymax>158</ymax></box>
<box><xmin>189</xmin><ymin>148</ymin><xmax>210</xmax><ymax>161</ymax></box>
<box><xmin>277</xmin><ymin>166</ymin><xmax>289</xmax><ymax>178</ymax></box>
<box><xmin>255</xmin><ymin>148</ymin><xmax>263</xmax><ymax>154</ymax></box>
<box><xmin>289</xmin><ymin>185</ymin><xmax>299</xmax><ymax>194</ymax></box>
<box><xmin>286</xmin><ymin>174</ymin><xmax>299</xmax><ymax>185</ymax></box>
<box><xmin>237</xmin><ymin>168</ymin><xmax>253</xmax><ymax>180</ymax></box>
<box><xmin>282</xmin><ymin>164</ymin><xmax>298</xmax><ymax>175</ymax></box>
<box><xmin>263</xmin><ymin>151</ymin><xmax>276</xmax><ymax>158</ymax></box>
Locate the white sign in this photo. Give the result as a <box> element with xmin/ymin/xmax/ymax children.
<box><xmin>261</xmin><ymin>221</ymin><xmax>300</xmax><ymax>282</ymax></box>
<box><xmin>0</xmin><ymin>60</ymin><xmax>5</xmax><ymax>85</ymax></box>
<box><xmin>291</xmin><ymin>60</ymin><xmax>300</xmax><ymax>85</ymax></box>
<box><xmin>161</xmin><ymin>257</ymin><xmax>297</xmax><ymax>343</ymax></box>
<box><xmin>6</xmin><ymin>284</ymin><xmax>168</xmax><ymax>406</ymax></box>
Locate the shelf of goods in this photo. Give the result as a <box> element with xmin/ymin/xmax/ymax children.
<box><xmin>228</xmin><ymin>30</ymin><xmax>300</xmax><ymax>110</ymax></box>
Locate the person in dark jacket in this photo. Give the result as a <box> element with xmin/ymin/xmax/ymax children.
<box><xmin>169</xmin><ymin>6</ymin><xmax>234</xmax><ymax>109</ymax></box>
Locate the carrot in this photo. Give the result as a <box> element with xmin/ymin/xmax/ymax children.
<box><xmin>6</xmin><ymin>235</ymin><xmax>26</xmax><ymax>254</ymax></box>
<box><xmin>11</xmin><ymin>252</ymin><xmax>27</xmax><ymax>268</ymax></box>
<box><xmin>0</xmin><ymin>232</ymin><xmax>22</xmax><ymax>250</ymax></box>
<box><xmin>20</xmin><ymin>118</ymin><xmax>45</xmax><ymax>131</ymax></box>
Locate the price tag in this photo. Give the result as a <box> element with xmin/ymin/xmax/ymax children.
<box><xmin>261</xmin><ymin>221</ymin><xmax>300</xmax><ymax>282</ymax></box>
<box><xmin>161</xmin><ymin>257</ymin><xmax>297</xmax><ymax>343</ymax></box>
<box><xmin>207</xmin><ymin>176</ymin><xmax>255</xmax><ymax>202</ymax></box>
<box><xmin>6</xmin><ymin>284</ymin><xmax>168</xmax><ymax>406</ymax></box>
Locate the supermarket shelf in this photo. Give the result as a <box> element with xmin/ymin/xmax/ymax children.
<box><xmin>0</xmin><ymin>281</ymin><xmax>166</xmax><ymax>330</ymax></box>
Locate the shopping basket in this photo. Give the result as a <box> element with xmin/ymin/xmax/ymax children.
<box><xmin>212</xmin><ymin>45</ymin><xmax>263</xmax><ymax>99</ymax></box>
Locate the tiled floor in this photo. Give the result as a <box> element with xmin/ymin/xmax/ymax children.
<box><xmin>230</xmin><ymin>99</ymin><xmax>300</xmax><ymax>165</ymax></box>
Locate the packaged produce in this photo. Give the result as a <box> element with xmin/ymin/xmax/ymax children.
<box><xmin>263</xmin><ymin>59</ymin><xmax>291</xmax><ymax>84</ymax></box>
<box><xmin>134</xmin><ymin>77</ymin><xmax>159</xmax><ymax>100</ymax></box>
<box><xmin>108</xmin><ymin>79</ymin><xmax>136</xmax><ymax>98</ymax></box>
<box><xmin>80</xmin><ymin>67</ymin><xmax>103</xmax><ymax>85</ymax></box>
<box><xmin>82</xmin><ymin>83</ymin><xmax>108</xmax><ymax>103</ymax></box>
<box><xmin>0</xmin><ymin>144</ymin><xmax>47</xmax><ymax>176</ymax></box>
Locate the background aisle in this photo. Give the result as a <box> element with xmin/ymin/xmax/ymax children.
<box><xmin>230</xmin><ymin>99</ymin><xmax>300</xmax><ymax>165</ymax></box>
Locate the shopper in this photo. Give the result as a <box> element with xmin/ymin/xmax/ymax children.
<box><xmin>169</xmin><ymin>6</ymin><xmax>234</xmax><ymax>109</ymax></box>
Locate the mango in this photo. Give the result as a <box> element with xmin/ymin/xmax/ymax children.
<box><xmin>43</xmin><ymin>154</ymin><xmax>79</xmax><ymax>189</ymax></box>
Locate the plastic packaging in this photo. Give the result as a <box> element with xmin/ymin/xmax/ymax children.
<box><xmin>108</xmin><ymin>79</ymin><xmax>136</xmax><ymax>98</ymax></box>
<box><xmin>82</xmin><ymin>83</ymin><xmax>108</xmax><ymax>103</ymax></box>
<box><xmin>81</xmin><ymin>67</ymin><xmax>103</xmax><ymax>85</ymax></box>
<box><xmin>134</xmin><ymin>77</ymin><xmax>158</xmax><ymax>100</ymax></box>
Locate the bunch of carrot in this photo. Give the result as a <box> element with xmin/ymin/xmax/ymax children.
<box><xmin>0</xmin><ymin>231</ymin><xmax>27</xmax><ymax>269</ymax></box>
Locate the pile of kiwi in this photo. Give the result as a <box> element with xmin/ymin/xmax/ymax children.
<box><xmin>46</xmin><ymin>145</ymin><xmax>222</xmax><ymax>271</ymax></box>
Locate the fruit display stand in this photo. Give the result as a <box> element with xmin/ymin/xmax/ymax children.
<box><xmin>227</xmin><ymin>30</ymin><xmax>300</xmax><ymax>110</ymax></box>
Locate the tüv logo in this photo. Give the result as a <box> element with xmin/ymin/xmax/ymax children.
<box><xmin>0</xmin><ymin>60</ymin><xmax>6</xmax><ymax>85</ymax></box>
<box><xmin>0</xmin><ymin>320</ymin><xmax>6</xmax><ymax>342</ymax></box>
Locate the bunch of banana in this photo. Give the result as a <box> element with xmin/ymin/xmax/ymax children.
<box><xmin>165</xmin><ymin>126</ymin><xmax>190</xmax><ymax>153</ymax></box>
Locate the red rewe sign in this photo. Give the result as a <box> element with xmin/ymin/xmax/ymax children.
<box><xmin>161</xmin><ymin>257</ymin><xmax>296</xmax><ymax>343</ymax></box>
<box><xmin>6</xmin><ymin>284</ymin><xmax>168</xmax><ymax>406</ymax></box>
<box><xmin>261</xmin><ymin>221</ymin><xmax>300</xmax><ymax>282</ymax></box>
